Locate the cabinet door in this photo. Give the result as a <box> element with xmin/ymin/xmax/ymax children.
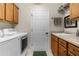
<box><xmin>6</xmin><ymin>3</ymin><xmax>13</xmax><ymax>22</ymax></box>
<box><xmin>68</xmin><ymin>43</ymin><xmax>79</xmax><ymax>56</ymax></box>
<box><xmin>51</xmin><ymin>35</ymin><xmax>58</xmax><ymax>56</ymax></box>
<box><xmin>70</xmin><ymin>3</ymin><xmax>79</xmax><ymax>19</ymax></box>
<box><xmin>68</xmin><ymin>51</ymin><xmax>75</xmax><ymax>56</ymax></box>
<box><xmin>59</xmin><ymin>39</ymin><xmax>67</xmax><ymax>48</ymax></box>
<box><xmin>14</xmin><ymin>4</ymin><xmax>19</xmax><ymax>24</ymax></box>
<box><xmin>59</xmin><ymin>44</ymin><xmax>67</xmax><ymax>56</ymax></box>
<box><xmin>0</xmin><ymin>3</ymin><xmax>5</xmax><ymax>20</ymax></box>
<box><xmin>0</xmin><ymin>37</ymin><xmax>21</xmax><ymax>56</ymax></box>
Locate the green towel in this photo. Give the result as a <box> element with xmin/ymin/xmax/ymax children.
<box><xmin>33</xmin><ymin>51</ymin><xmax>47</xmax><ymax>56</ymax></box>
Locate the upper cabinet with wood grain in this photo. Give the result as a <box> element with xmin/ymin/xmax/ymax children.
<box><xmin>13</xmin><ymin>4</ymin><xmax>19</xmax><ymax>24</ymax></box>
<box><xmin>0</xmin><ymin>3</ymin><xmax>5</xmax><ymax>20</ymax></box>
<box><xmin>69</xmin><ymin>3</ymin><xmax>79</xmax><ymax>19</ymax></box>
<box><xmin>0</xmin><ymin>3</ymin><xmax>19</xmax><ymax>24</ymax></box>
<box><xmin>6</xmin><ymin>3</ymin><xmax>14</xmax><ymax>22</ymax></box>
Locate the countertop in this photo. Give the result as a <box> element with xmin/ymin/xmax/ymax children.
<box><xmin>0</xmin><ymin>32</ymin><xmax>27</xmax><ymax>43</ymax></box>
<box><xmin>52</xmin><ymin>33</ymin><xmax>79</xmax><ymax>47</ymax></box>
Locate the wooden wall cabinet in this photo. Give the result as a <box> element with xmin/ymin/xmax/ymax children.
<box><xmin>0</xmin><ymin>3</ymin><xmax>5</xmax><ymax>20</ymax></box>
<box><xmin>13</xmin><ymin>4</ymin><xmax>19</xmax><ymax>24</ymax></box>
<box><xmin>69</xmin><ymin>3</ymin><xmax>79</xmax><ymax>19</ymax></box>
<box><xmin>0</xmin><ymin>3</ymin><xmax>19</xmax><ymax>24</ymax></box>
<box><xmin>6</xmin><ymin>3</ymin><xmax>14</xmax><ymax>22</ymax></box>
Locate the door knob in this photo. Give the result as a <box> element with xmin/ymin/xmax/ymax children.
<box><xmin>45</xmin><ymin>32</ymin><xmax>48</xmax><ymax>34</ymax></box>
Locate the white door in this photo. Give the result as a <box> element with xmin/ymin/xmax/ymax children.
<box><xmin>30</xmin><ymin>7</ymin><xmax>50</xmax><ymax>51</ymax></box>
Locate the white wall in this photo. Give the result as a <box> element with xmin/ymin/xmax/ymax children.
<box><xmin>48</xmin><ymin>4</ymin><xmax>64</xmax><ymax>32</ymax></box>
<box><xmin>16</xmin><ymin>3</ymin><xmax>64</xmax><ymax>32</ymax></box>
<box><xmin>15</xmin><ymin>3</ymin><xmax>30</xmax><ymax>32</ymax></box>
<box><xmin>0</xmin><ymin>21</ymin><xmax>13</xmax><ymax>29</ymax></box>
